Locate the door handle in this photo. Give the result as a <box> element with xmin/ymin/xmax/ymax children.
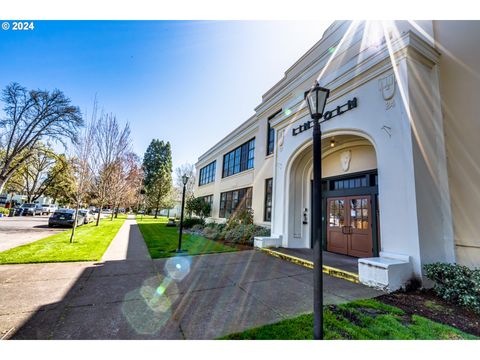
<box><xmin>342</xmin><ymin>226</ymin><xmax>353</xmax><ymax>234</ymax></box>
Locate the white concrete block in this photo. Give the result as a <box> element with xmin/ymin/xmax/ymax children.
<box><xmin>358</xmin><ymin>253</ymin><xmax>413</xmax><ymax>292</ymax></box>
<box><xmin>254</xmin><ymin>235</ymin><xmax>282</xmax><ymax>248</ymax></box>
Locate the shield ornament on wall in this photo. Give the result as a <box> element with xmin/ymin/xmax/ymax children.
<box><xmin>340</xmin><ymin>150</ymin><xmax>352</xmax><ymax>172</ymax></box>
<box><xmin>378</xmin><ymin>74</ymin><xmax>396</xmax><ymax>109</ymax></box>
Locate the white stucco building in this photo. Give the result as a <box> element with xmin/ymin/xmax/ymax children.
<box><xmin>194</xmin><ymin>20</ymin><xmax>480</xmax><ymax>290</ymax></box>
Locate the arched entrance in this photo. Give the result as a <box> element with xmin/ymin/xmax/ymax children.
<box><xmin>285</xmin><ymin>133</ymin><xmax>379</xmax><ymax>258</ymax></box>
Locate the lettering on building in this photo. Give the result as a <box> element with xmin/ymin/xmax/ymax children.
<box><xmin>292</xmin><ymin>97</ymin><xmax>358</xmax><ymax>136</ymax></box>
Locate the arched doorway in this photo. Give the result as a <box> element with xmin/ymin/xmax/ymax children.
<box><xmin>285</xmin><ymin>133</ymin><xmax>379</xmax><ymax>258</ymax></box>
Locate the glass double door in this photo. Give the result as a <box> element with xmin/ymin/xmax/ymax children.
<box><xmin>326</xmin><ymin>195</ymin><xmax>373</xmax><ymax>258</ymax></box>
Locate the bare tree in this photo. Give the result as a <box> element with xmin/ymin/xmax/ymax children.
<box><xmin>91</xmin><ymin>110</ymin><xmax>131</xmax><ymax>226</ymax></box>
<box><xmin>107</xmin><ymin>152</ymin><xmax>143</xmax><ymax>220</ymax></box>
<box><xmin>174</xmin><ymin>163</ymin><xmax>196</xmax><ymax>198</ymax></box>
<box><xmin>0</xmin><ymin>83</ymin><xmax>83</xmax><ymax>193</ymax></box>
<box><xmin>68</xmin><ymin>121</ymin><xmax>94</xmax><ymax>243</ymax></box>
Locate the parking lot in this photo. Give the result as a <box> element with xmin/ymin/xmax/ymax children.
<box><xmin>0</xmin><ymin>216</ymin><xmax>65</xmax><ymax>252</ymax></box>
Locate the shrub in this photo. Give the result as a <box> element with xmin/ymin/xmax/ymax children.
<box><xmin>226</xmin><ymin>208</ymin><xmax>254</xmax><ymax>230</ymax></box>
<box><xmin>202</xmin><ymin>223</ymin><xmax>226</xmax><ymax>241</ymax></box>
<box><xmin>185</xmin><ymin>196</ymin><xmax>211</xmax><ymax>220</ymax></box>
<box><xmin>0</xmin><ymin>207</ymin><xmax>9</xmax><ymax>216</ymax></box>
<box><xmin>191</xmin><ymin>224</ymin><xmax>205</xmax><ymax>233</ymax></box>
<box><xmin>182</xmin><ymin>218</ymin><xmax>205</xmax><ymax>229</ymax></box>
<box><xmin>424</xmin><ymin>262</ymin><xmax>480</xmax><ymax>313</ymax></box>
<box><xmin>224</xmin><ymin>224</ymin><xmax>271</xmax><ymax>245</ymax></box>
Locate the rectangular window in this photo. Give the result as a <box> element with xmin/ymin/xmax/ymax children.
<box><xmin>198</xmin><ymin>161</ymin><xmax>216</xmax><ymax>186</ymax></box>
<box><xmin>266</xmin><ymin>109</ymin><xmax>281</xmax><ymax>156</ymax></box>
<box><xmin>266</xmin><ymin>121</ymin><xmax>275</xmax><ymax>156</ymax></box>
<box><xmin>219</xmin><ymin>187</ymin><xmax>253</xmax><ymax>218</ymax></box>
<box><xmin>264</xmin><ymin>178</ymin><xmax>273</xmax><ymax>222</ymax></box>
<box><xmin>201</xmin><ymin>195</ymin><xmax>213</xmax><ymax>216</ymax></box>
<box><xmin>222</xmin><ymin>138</ymin><xmax>255</xmax><ymax>178</ymax></box>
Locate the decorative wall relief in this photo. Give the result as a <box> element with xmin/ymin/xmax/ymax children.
<box><xmin>378</xmin><ymin>74</ymin><xmax>396</xmax><ymax>110</ymax></box>
<box><xmin>340</xmin><ymin>150</ymin><xmax>352</xmax><ymax>172</ymax></box>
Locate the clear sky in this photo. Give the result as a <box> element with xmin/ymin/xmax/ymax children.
<box><xmin>0</xmin><ymin>20</ymin><xmax>331</xmax><ymax>170</ymax></box>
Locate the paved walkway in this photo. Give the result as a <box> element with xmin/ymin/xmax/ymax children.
<box><xmin>101</xmin><ymin>216</ymin><xmax>150</xmax><ymax>261</ymax></box>
<box><xmin>0</xmin><ymin>221</ymin><xmax>384</xmax><ymax>340</ymax></box>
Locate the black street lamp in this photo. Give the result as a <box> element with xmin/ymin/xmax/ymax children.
<box><xmin>305</xmin><ymin>80</ymin><xmax>330</xmax><ymax>340</ymax></box>
<box><xmin>176</xmin><ymin>174</ymin><xmax>189</xmax><ymax>253</ymax></box>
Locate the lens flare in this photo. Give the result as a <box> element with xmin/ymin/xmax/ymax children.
<box><xmin>165</xmin><ymin>256</ymin><xmax>191</xmax><ymax>281</ymax></box>
<box><xmin>121</xmin><ymin>275</ymin><xmax>179</xmax><ymax>335</ymax></box>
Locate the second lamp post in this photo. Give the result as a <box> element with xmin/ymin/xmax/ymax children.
<box><xmin>304</xmin><ymin>80</ymin><xmax>330</xmax><ymax>340</ymax></box>
<box><xmin>176</xmin><ymin>174</ymin><xmax>189</xmax><ymax>253</ymax></box>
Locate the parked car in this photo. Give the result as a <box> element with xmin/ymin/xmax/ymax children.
<box><xmin>39</xmin><ymin>204</ymin><xmax>57</xmax><ymax>215</ymax></box>
<box><xmin>79</xmin><ymin>209</ymin><xmax>95</xmax><ymax>224</ymax></box>
<box><xmin>20</xmin><ymin>203</ymin><xmax>41</xmax><ymax>216</ymax></box>
<box><xmin>48</xmin><ymin>209</ymin><xmax>85</xmax><ymax>228</ymax></box>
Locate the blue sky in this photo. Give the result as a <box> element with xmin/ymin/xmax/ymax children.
<box><xmin>0</xmin><ymin>20</ymin><xmax>330</xmax><ymax>170</ymax></box>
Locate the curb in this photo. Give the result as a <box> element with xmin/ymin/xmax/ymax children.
<box><xmin>258</xmin><ymin>247</ymin><xmax>360</xmax><ymax>284</ymax></box>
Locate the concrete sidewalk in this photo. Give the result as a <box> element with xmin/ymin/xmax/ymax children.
<box><xmin>0</xmin><ymin>249</ymin><xmax>383</xmax><ymax>339</ymax></box>
<box><xmin>101</xmin><ymin>216</ymin><xmax>150</xmax><ymax>261</ymax></box>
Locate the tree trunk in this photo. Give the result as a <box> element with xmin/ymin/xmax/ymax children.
<box><xmin>70</xmin><ymin>201</ymin><xmax>80</xmax><ymax>243</ymax></box>
<box><xmin>0</xmin><ymin>181</ymin><xmax>5</xmax><ymax>195</ymax></box>
<box><xmin>96</xmin><ymin>201</ymin><xmax>103</xmax><ymax>226</ymax></box>
<box><xmin>111</xmin><ymin>206</ymin><xmax>115</xmax><ymax>221</ymax></box>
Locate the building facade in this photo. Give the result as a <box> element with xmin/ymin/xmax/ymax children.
<box><xmin>194</xmin><ymin>20</ymin><xmax>480</xmax><ymax>290</ymax></box>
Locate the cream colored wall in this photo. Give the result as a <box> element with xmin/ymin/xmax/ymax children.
<box><xmin>322</xmin><ymin>145</ymin><xmax>377</xmax><ymax>178</ymax></box>
<box><xmin>436</xmin><ymin>21</ymin><xmax>480</xmax><ymax>268</ymax></box>
<box><xmin>194</xmin><ymin>116</ymin><xmax>274</xmax><ymax>226</ymax></box>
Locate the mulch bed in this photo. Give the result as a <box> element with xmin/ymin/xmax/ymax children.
<box><xmin>377</xmin><ymin>289</ymin><xmax>480</xmax><ymax>337</ymax></box>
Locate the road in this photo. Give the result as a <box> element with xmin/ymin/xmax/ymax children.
<box><xmin>0</xmin><ymin>216</ymin><xmax>64</xmax><ymax>252</ymax></box>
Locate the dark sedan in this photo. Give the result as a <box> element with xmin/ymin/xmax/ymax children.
<box><xmin>48</xmin><ymin>209</ymin><xmax>85</xmax><ymax>228</ymax></box>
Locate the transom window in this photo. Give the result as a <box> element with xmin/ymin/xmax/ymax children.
<box><xmin>219</xmin><ymin>187</ymin><xmax>252</xmax><ymax>218</ymax></box>
<box><xmin>222</xmin><ymin>138</ymin><xmax>255</xmax><ymax>178</ymax></box>
<box><xmin>199</xmin><ymin>161</ymin><xmax>216</xmax><ymax>186</ymax></box>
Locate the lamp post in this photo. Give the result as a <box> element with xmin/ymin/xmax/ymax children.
<box><xmin>305</xmin><ymin>80</ymin><xmax>330</xmax><ymax>340</ymax></box>
<box><xmin>176</xmin><ymin>174</ymin><xmax>189</xmax><ymax>253</ymax></box>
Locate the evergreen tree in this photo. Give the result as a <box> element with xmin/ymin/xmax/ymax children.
<box><xmin>44</xmin><ymin>154</ymin><xmax>75</xmax><ymax>205</ymax></box>
<box><xmin>142</xmin><ymin>139</ymin><xmax>173</xmax><ymax>218</ymax></box>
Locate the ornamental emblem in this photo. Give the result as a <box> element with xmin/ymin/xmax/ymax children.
<box><xmin>340</xmin><ymin>150</ymin><xmax>352</xmax><ymax>172</ymax></box>
<box><xmin>378</xmin><ymin>74</ymin><xmax>396</xmax><ymax>110</ymax></box>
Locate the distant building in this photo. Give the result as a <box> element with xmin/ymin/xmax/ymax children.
<box><xmin>194</xmin><ymin>21</ymin><xmax>480</xmax><ymax>290</ymax></box>
<box><xmin>0</xmin><ymin>193</ymin><xmax>56</xmax><ymax>207</ymax></box>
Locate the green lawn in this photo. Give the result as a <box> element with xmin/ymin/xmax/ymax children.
<box><xmin>221</xmin><ymin>299</ymin><xmax>478</xmax><ymax>340</ymax></box>
<box><xmin>0</xmin><ymin>218</ymin><xmax>125</xmax><ymax>264</ymax></box>
<box><xmin>137</xmin><ymin>216</ymin><xmax>237</xmax><ymax>258</ymax></box>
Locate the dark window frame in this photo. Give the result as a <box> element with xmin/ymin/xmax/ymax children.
<box><xmin>198</xmin><ymin>161</ymin><xmax>216</xmax><ymax>186</ymax></box>
<box><xmin>219</xmin><ymin>187</ymin><xmax>253</xmax><ymax>218</ymax></box>
<box><xmin>222</xmin><ymin>138</ymin><xmax>255</xmax><ymax>178</ymax></box>
<box><xmin>264</xmin><ymin>178</ymin><xmax>273</xmax><ymax>222</ymax></box>
<box><xmin>266</xmin><ymin>109</ymin><xmax>281</xmax><ymax>156</ymax></box>
<box><xmin>201</xmin><ymin>194</ymin><xmax>214</xmax><ymax>217</ymax></box>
